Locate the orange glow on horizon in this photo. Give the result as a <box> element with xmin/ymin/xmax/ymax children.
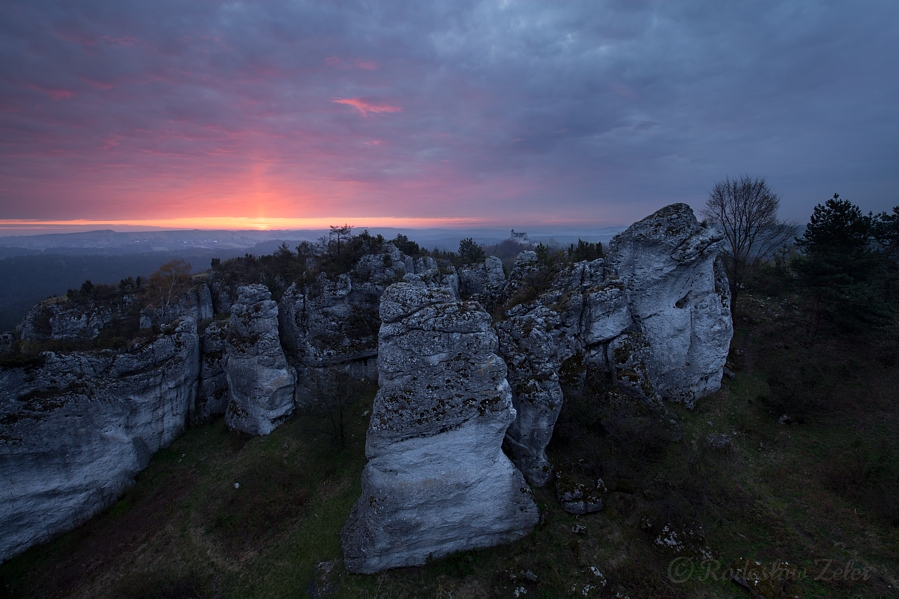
<box><xmin>0</xmin><ymin>216</ymin><xmax>510</xmax><ymax>231</ymax></box>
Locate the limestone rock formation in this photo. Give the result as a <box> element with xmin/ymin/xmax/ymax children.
<box><xmin>18</xmin><ymin>296</ymin><xmax>135</xmax><ymax>343</ymax></box>
<box><xmin>224</xmin><ymin>285</ymin><xmax>296</xmax><ymax>435</ymax></box>
<box><xmin>197</xmin><ymin>283</ymin><xmax>215</xmax><ymax>323</ymax></box>
<box><xmin>403</xmin><ymin>254</ymin><xmax>438</xmax><ymax>278</ymax></box>
<box><xmin>279</xmin><ymin>272</ymin><xmax>382</xmax><ymax>379</ymax></box>
<box><xmin>279</xmin><ymin>244</ymin><xmax>454</xmax><ymax>406</ymax></box>
<box><xmin>498</xmin><ymin>304</ymin><xmax>567</xmax><ymax>486</ymax></box>
<box><xmin>606</xmin><ymin>203</ymin><xmax>731</xmax><ymax>406</ymax></box>
<box><xmin>497</xmin><ymin>203</ymin><xmax>732</xmax><ymax>485</ymax></box>
<box><xmin>209</xmin><ymin>278</ymin><xmax>235</xmax><ymax>316</ymax></box>
<box><xmin>0</xmin><ymin>318</ymin><xmax>200</xmax><ymax>562</ymax></box>
<box><xmin>341</xmin><ymin>281</ymin><xmax>538</xmax><ymax>573</ymax></box>
<box><xmin>498</xmin><ymin>258</ymin><xmax>619</xmax><ymax>486</ymax></box>
<box><xmin>195</xmin><ymin>318</ymin><xmax>229</xmax><ymax>423</ymax></box>
<box><xmin>503</xmin><ymin>251</ymin><xmax>540</xmax><ymax>303</ymax></box>
<box><xmin>1</xmin><ymin>204</ymin><xmax>732</xmax><ymax>562</ymax></box>
<box><xmin>459</xmin><ymin>255</ymin><xmax>506</xmax><ymax>301</ymax></box>
<box><xmin>139</xmin><ymin>283</ymin><xmax>214</xmax><ymax>330</ymax></box>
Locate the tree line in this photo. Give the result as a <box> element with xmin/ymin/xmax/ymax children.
<box><xmin>703</xmin><ymin>175</ymin><xmax>897</xmax><ymax>333</ymax></box>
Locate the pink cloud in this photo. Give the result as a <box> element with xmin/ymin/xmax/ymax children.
<box><xmin>333</xmin><ymin>97</ymin><xmax>402</xmax><ymax>117</ymax></box>
<box><xmin>27</xmin><ymin>84</ymin><xmax>73</xmax><ymax>100</ymax></box>
<box><xmin>353</xmin><ymin>59</ymin><xmax>378</xmax><ymax>70</ymax></box>
<box><xmin>324</xmin><ymin>56</ymin><xmax>341</xmax><ymax>66</ymax></box>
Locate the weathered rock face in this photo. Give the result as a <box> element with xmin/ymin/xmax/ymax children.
<box><xmin>606</xmin><ymin>203</ymin><xmax>732</xmax><ymax>406</ymax></box>
<box><xmin>139</xmin><ymin>284</ymin><xmax>215</xmax><ymax>331</ymax></box>
<box><xmin>458</xmin><ymin>255</ymin><xmax>506</xmax><ymax>303</ymax></box>
<box><xmin>497</xmin><ymin>258</ymin><xmax>615</xmax><ymax>486</ymax></box>
<box><xmin>197</xmin><ymin>284</ymin><xmax>215</xmax><ymax>323</ymax></box>
<box><xmin>18</xmin><ymin>296</ymin><xmax>135</xmax><ymax>343</ymax></box>
<box><xmin>209</xmin><ymin>278</ymin><xmax>234</xmax><ymax>316</ymax></box>
<box><xmin>279</xmin><ymin>244</ymin><xmax>452</xmax><ymax>406</ymax></box>
<box><xmin>498</xmin><ymin>305</ymin><xmax>568</xmax><ymax>486</ymax></box>
<box><xmin>17</xmin><ymin>284</ymin><xmax>214</xmax><ymax>344</ymax></box>
<box><xmin>342</xmin><ymin>281</ymin><xmax>538</xmax><ymax>573</ymax></box>
<box><xmin>0</xmin><ymin>318</ymin><xmax>200</xmax><ymax>563</ymax></box>
<box><xmin>497</xmin><ymin>204</ymin><xmax>732</xmax><ymax>485</ymax></box>
<box><xmin>279</xmin><ymin>272</ymin><xmax>381</xmax><ymax>374</ymax></box>
<box><xmin>224</xmin><ymin>285</ymin><xmax>296</xmax><ymax>435</ymax></box>
<box><xmin>195</xmin><ymin>319</ymin><xmax>229</xmax><ymax>424</ymax></box>
<box><xmin>499</xmin><ymin>250</ymin><xmax>541</xmax><ymax>308</ymax></box>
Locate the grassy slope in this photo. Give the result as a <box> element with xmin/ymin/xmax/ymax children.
<box><xmin>2</xmin><ymin>293</ymin><xmax>898</xmax><ymax>599</ymax></box>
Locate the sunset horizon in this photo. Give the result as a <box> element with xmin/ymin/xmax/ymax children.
<box><xmin>1</xmin><ymin>2</ymin><xmax>898</xmax><ymax>593</ymax></box>
<box><xmin>0</xmin><ymin>214</ymin><xmax>631</xmax><ymax>237</ymax></box>
<box><xmin>3</xmin><ymin>2</ymin><xmax>896</xmax><ymax>230</ymax></box>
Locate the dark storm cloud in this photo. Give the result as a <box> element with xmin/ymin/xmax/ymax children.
<box><xmin>0</xmin><ymin>0</ymin><xmax>897</xmax><ymax>224</ymax></box>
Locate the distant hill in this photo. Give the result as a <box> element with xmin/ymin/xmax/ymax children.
<box><xmin>0</xmin><ymin>250</ymin><xmax>244</xmax><ymax>332</ymax></box>
<box><xmin>0</xmin><ymin>229</ymin><xmax>319</xmax><ymax>254</ymax></box>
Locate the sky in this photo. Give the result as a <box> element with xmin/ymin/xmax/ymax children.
<box><xmin>1</xmin><ymin>0</ymin><xmax>897</xmax><ymax>232</ymax></box>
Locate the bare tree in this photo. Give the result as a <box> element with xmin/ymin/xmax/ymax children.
<box><xmin>147</xmin><ymin>258</ymin><xmax>193</xmax><ymax>320</ymax></box>
<box><xmin>703</xmin><ymin>175</ymin><xmax>795</xmax><ymax>307</ymax></box>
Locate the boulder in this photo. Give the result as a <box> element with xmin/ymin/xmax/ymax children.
<box><xmin>224</xmin><ymin>285</ymin><xmax>296</xmax><ymax>435</ymax></box>
<box><xmin>342</xmin><ymin>281</ymin><xmax>538</xmax><ymax>573</ymax></box>
<box><xmin>556</xmin><ymin>472</ymin><xmax>606</xmax><ymax>515</ymax></box>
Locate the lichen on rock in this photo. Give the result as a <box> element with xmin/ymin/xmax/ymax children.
<box><xmin>341</xmin><ymin>280</ymin><xmax>538</xmax><ymax>573</ymax></box>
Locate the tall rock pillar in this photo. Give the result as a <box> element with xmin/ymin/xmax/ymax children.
<box><xmin>606</xmin><ymin>203</ymin><xmax>733</xmax><ymax>406</ymax></box>
<box><xmin>224</xmin><ymin>285</ymin><xmax>296</xmax><ymax>435</ymax></box>
<box><xmin>342</xmin><ymin>280</ymin><xmax>538</xmax><ymax>573</ymax></box>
